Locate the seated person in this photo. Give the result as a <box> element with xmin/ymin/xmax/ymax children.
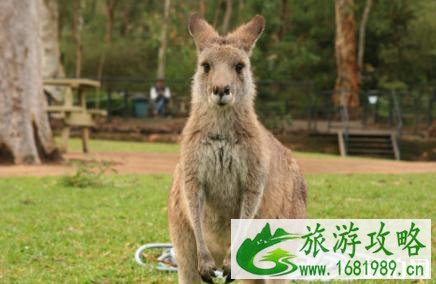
<box><xmin>150</xmin><ymin>78</ymin><xmax>171</xmax><ymax>117</ymax></box>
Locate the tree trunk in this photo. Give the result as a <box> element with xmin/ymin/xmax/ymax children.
<box><xmin>120</xmin><ymin>0</ymin><xmax>140</xmax><ymax>36</ymax></box>
<box><xmin>221</xmin><ymin>0</ymin><xmax>233</xmax><ymax>34</ymax></box>
<box><xmin>72</xmin><ymin>0</ymin><xmax>83</xmax><ymax>78</ymax></box>
<box><xmin>40</xmin><ymin>0</ymin><xmax>67</xmax><ymax>101</ymax></box>
<box><xmin>278</xmin><ymin>0</ymin><xmax>290</xmax><ymax>40</ymax></box>
<box><xmin>120</xmin><ymin>5</ymin><xmax>130</xmax><ymax>36</ymax></box>
<box><xmin>333</xmin><ymin>0</ymin><xmax>359</xmax><ymax>109</ymax></box>
<box><xmin>198</xmin><ymin>0</ymin><xmax>205</xmax><ymax>18</ymax></box>
<box><xmin>0</xmin><ymin>0</ymin><xmax>60</xmax><ymax>164</ymax></box>
<box><xmin>357</xmin><ymin>0</ymin><xmax>372</xmax><ymax>80</ymax></box>
<box><xmin>212</xmin><ymin>0</ymin><xmax>223</xmax><ymax>27</ymax></box>
<box><xmin>237</xmin><ymin>0</ymin><xmax>244</xmax><ymax>22</ymax></box>
<box><xmin>97</xmin><ymin>0</ymin><xmax>118</xmax><ymax>81</ymax></box>
<box><xmin>157</xmin><ymin>0</ymin><xmax>171</xmax><ymax>80</ymax></box>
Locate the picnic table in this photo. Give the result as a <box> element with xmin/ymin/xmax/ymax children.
<box><xmin>44</xmin><ymin>78</ymin><xmax>107</xmax><ymax>153</ymax></box>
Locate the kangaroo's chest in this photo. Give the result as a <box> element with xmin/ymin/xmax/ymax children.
<box><xmin>196</xmin><ymin>135</ymin><xmax>248</xmax><ymax>205</ymax></box>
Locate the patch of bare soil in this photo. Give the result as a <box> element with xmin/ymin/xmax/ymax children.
<box><xmin>0</xmin><ymin>152</ymin><xmax>435</xmax><ymax>177</ymax></box>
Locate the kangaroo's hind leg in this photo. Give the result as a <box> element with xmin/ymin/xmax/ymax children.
<box><xmin>169</xmin><ymin>214</ymin><xmax>201</xmax><ymax>284</ymax></box>
<box><xmin>168</xmin><ymin>178</ymin><xmax>202</xmax><ymax>284</ymax></box>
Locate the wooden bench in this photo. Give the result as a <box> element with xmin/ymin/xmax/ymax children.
<box><xmin>44</xmin><ymin>78</ymin><xmax>107</xmax><ymax>153</ymax></box>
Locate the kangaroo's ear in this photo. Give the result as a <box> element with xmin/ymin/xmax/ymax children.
<box><xmin>189</xmin><ymin>13</ymin><xmax>218</xmax><ymax>51</ymax></box>
<box><xmin>228</xmin><ymin>15</ymin><xmax>265</xmax><ymax>54</ymax></box>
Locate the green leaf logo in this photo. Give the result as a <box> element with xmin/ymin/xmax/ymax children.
<box><xmin>236</xmin><ymin>223</ymin><xmax>299</xmax><ymax>276</ymax></box>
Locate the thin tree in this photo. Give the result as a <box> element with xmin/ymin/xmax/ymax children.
<box><xmin>97</xmin><ymin>0</ymin><xmax>118</xmax><ymax>81</ymax></box>
<box><xmin>0</xmin><ymin>0</ymin><xmax>60</xmax><ymax>164</ymax></box>
<box><xmin>221</xmin><ymin>0</ymin><xmax>233</xmax><ymax>34</ymax></box>
<box><xmin>72</xmin><ymin>0</ymin><xmax>83</xmax><ymax>78</ymax></box>
<box><xmin>212</xmin><ymin>0</ymin><xmax>223</xmax><ymax>27</ymax></box>
<box><xmin>357</xmin><ymin>0</ymin><xmax>372</xmax><ymax>80</ymax></box>
<box><xmin>333</xmin><ymin>0</ymin><xmax>360</xmax><ymax>110</ymax></box>
<box><xmin>237</xmin><ymin>0</ymin><xmax>244</xmax><ymax>22</ymax></box>
<box><xmin>120</xmin><ymin>0</ymin><xmax>142</xmax><ymax>36</ymax></box>
<box><xmin>278</xmin><ymin>0</ymin><xmax>290</xmax><ymax>40</ymax></box>
<box><xmin>157</xmin><ymin>0</ymin><xmax>171</xmax><ymax>80</ymax></box>
<box><xmin>198</xmin><ymin>0</ymin><xmax>205</xmax><ymax>18</ymax></box>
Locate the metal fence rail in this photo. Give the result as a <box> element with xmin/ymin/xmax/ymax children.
<box><xmin>77</xmin><ymin>78</ymin><xmax>435</xmax><ymax>134</ymax></box>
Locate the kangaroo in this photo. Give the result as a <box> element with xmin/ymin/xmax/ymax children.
<box><xmin>168</xmin><ymin>14</ymin><xmax>307</xmax><ymax>284</ymax></box>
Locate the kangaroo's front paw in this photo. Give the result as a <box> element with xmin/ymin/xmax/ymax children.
<box><xmin>197</xmin><ymin>254</ymin><xmax>217</xmax><ymax>283</ymax></box>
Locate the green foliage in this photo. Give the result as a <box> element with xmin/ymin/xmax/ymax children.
<box><xmin>62</xmin><ymin>161</ymin><xmax>117</xmax><ymax>188</ymax></box>
<box><xmin>361</xmin><ymin>0</ymin><xmax>436</xmax><ymax>88</ymax></box>
<box><xmin>259</xmin><ymin>113</ymin><xmax>293</xmax><ymax>132</ymax></box>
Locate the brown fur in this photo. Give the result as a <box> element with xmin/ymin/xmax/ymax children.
<box><xmin>168</xmin><ymin>14</ymin><xmax>307</xmax><ymax>284</ymax></box>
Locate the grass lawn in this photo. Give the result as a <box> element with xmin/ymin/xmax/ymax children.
<box><xmin>57</xmin><ymin>138</ymin><xmax>181</xmax><ymax>154</ymax></box>
<box><xmin>60</xmin><ymin>137</ymin><xmax>341</xmax><ymax>159</ymax></box>
<box><xmin>0</xmin><ymin>172</ymin><xmax>434</xmax><ymax>283</ymax></box>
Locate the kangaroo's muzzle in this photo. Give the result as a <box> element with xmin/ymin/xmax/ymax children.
<box><xmin>211</xmin><ymin>85</ymin><xmax>233</xmax><ymax>106</ymax></box>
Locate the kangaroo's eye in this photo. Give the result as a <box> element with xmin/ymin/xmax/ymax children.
<box><xmin>201</xmin><ymin>62</ymin><xmax>211</xmax><ymax>73</ymax></box>
<box><xmin>235</xmin><ymin>62</ymin><xmax>245</xmax><ymax>74</ymax></box>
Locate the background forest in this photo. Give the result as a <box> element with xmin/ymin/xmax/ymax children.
<box><xmin>2</xmin><ymin>0</ymin><xmax>436</xmax><ymax>164</ymax></box>
<box><xmin>59</xmin><ymin>0</ymin><xmax>436</xmax><ymax>97</ymax></box>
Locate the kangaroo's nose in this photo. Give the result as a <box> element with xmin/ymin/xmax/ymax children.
<box><xmin>212</xmin><ymin>85</ymin><xmax>231</xmax><ymax>98</ymax></box>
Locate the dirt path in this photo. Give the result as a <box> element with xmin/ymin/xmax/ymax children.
<box><xmin>0</xmin><ymin>152</ymin><xmax>435</xmax><ymax>178</ymax></box>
